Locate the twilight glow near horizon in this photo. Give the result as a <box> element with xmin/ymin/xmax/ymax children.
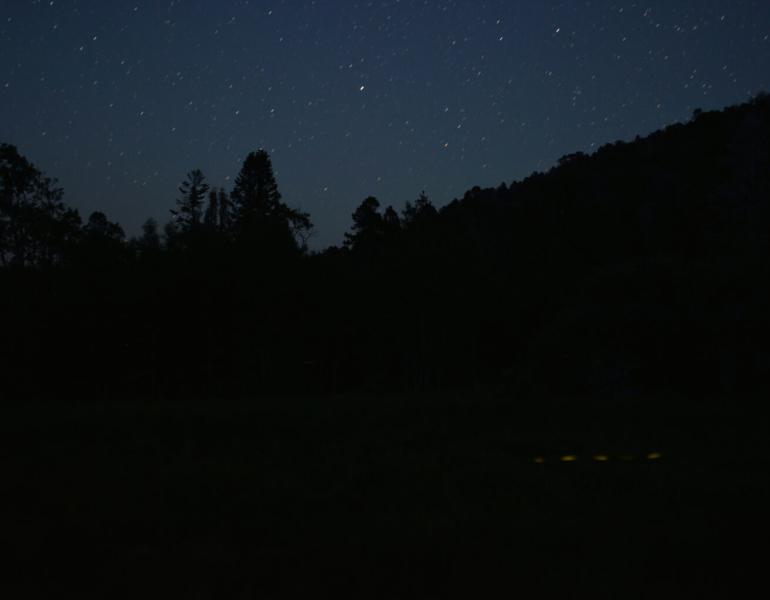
<box><xmin>2</xmin><ymin>0</ymin><xmax>769</xmax><ymax>247</ymax></box>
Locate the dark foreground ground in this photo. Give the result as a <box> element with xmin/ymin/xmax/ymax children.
<box><xmin>4</xmin><ymin>393</ymin><xmax>769</xmax><ymax>598</ymax></box>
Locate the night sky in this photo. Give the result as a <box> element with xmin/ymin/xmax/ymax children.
<box><xmin>2</xmin><ymin>1</ymin><xmax>769</xmax><ymax>248</ymax></box>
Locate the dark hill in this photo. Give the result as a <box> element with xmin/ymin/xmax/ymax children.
<box><xmin>2</xmin><ymin>95</ymin><xmax>770</xmax><ymax>402</ymax></box>
<box><xmin>318</xmin><ymin>93</ymin><xmax>770</xmax><ymax>402</ymax></box>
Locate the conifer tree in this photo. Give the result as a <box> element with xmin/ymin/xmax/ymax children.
<box><xmin>230</xmin><ymin>150</ymin><xmax>311</xmax><ymax>252</ymax></box>
<box><xmin>383</xmin><ymin>205</ymin><xmax>401</xmax><ymax>236</ymax></box>
<box><xmin>401</xmin><ymin>191</ymin><xmax>437</xmax><ymax>229</ymax></box>
<box><xmin>171</xmin><ymin>169</ymin><xmax>209</xmax><ymax>232</ymax></box>
<box><xmin>230</xmin><ymin>151</ymin><xmax>282</xmax><ymax>228</ymax></box>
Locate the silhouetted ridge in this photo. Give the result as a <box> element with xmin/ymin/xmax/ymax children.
<box><xmin>1</xmin><ymin>94</ymin><xmax>769</xmax><ymax>402</ymax></box>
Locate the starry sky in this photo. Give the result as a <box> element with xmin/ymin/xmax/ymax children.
<box><xmin>2</xmin><ymin>1</ymin><xmax>769</xmax><ymax>248</ymax></box>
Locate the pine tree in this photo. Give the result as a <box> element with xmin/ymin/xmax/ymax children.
<box><xmin>230</xmin><ymin>151</ymin><xmax>281</xmax><ymax>228</ymax></box>
<box><xmin>171</xmin><ymin>169</ymin><xmax>209</xmax><ymax>232</ymax></box>
<box><xmin>382</xmin><ymin>205</ymin><xmax>401</xmax><ymax>236</ymax></box>
<box><xmin>401</xmin><ymin>191</ymin><xmax>437</xmax><ymax>229</ymax></box>
<box><xmin>230</xmin><ymin>150</ymin><xmax>311</xmax><ymax>252</ymax></box>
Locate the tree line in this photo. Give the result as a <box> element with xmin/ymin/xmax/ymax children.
<box><xmin>0</xmin><ymin>146</ymin><xmax>311</xmax><ymax>269</ymax></box>
<box><xmin>2</xmin><ymin>93</ymin><xmax>770</xmax><ymax>403</ymax></box>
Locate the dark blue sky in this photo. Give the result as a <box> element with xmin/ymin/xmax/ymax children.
<box><xmin>2</xmin><ymin>0</ymin><xmax>769</xmax><ymax>248</ymax></box>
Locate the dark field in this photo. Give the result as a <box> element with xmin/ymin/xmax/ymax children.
<box><xmin>5</xmin><ymin>394</ymin><xmax>769</xmax><ymax>598</ymax></box>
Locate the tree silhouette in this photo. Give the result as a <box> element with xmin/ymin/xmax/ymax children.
<box><xmin>230</xmin><ymin>149</ymin><xmax>311</xmax><ymax>253</ymax></box>
<box><xmin>163</xmin><ymin>220</ymin><xmax>178</xmax><ymax>249</ymax></box>
<box><xmin>344</xmin><ymin>196</ymin><xmax>383</xmax><ymax>251</ymax></box>
<box><xmin>136</xmin><ymin>217</ymin><xmax>161</xmax><ymax>253</ymax></box>
<box><xmin>217</xmin><ymin>188</ymin><xmax>230</xmax><ymax>233</ymax></box>
<box><xmin>401</xmin><ymin>191</ymin><xmax>437</xmax><ymax>230</ymax></box>
<box><xmin>382</xmin><ymin>205</ymin><xmax>401</xmax><ymax>236</ymax></box>
<box><xmin>284</xmin><ymin>204</ymin><xmax>313</xmax><ymax>251</ymax></box>
<box><xmin>204</xmin><ymin>190</ymin><xmax>219</xmax><ymax>230</ymax></box>
<box><xmin>69</xmin><ymin>210</ymin><xmax>127</xmax><ymax>268</ymax></box>
<box><xmin>231</xmin><ymin>151</ymin><xmax>282</xmax><ymax>229</ymax></box>
<box><xmin>171</xmin><ymin>169</ymin><xmax>209</xmax><ymax>232</ymax></box>
<box><xmin>0</xmin><ymin>143</ymin><xmax>80</xmax><ymax>268</ymax></box>
<box><xmin>202</xmin><ymin>187</ymin><xmax>232</xmax><ymax>234</ymax></box>
<box><xmin>83</xmin><ymin>211</ymin><xmax>125</xmax><ymax>243</ymax></box>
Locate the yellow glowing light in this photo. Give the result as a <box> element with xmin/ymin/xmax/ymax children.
<box><xmin>592</xmin><ymin>454</ymin><xmax>609</xmax><ymax>462</ymax></box>
<box><xmin>560</xmin><ymin>455</ymin><xmax>578</xmax><ymax>462</ymax></box>
<box><xmin>646</xmin><ymin>452</ymin><xmax>662</xmax><ymax>460</ymax></box>
<box><xmin>533</xmin><ymin>457</ymin><xmax>546</xmax><ymax>464</ymax></box>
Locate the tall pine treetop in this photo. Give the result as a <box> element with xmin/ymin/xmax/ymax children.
<box><xmin>230</xmin><ymin>150</ymin><xmax>281</xmax><ymax>224</ymax></box>
<box><xmin>229</xmin><ymin>149</ymin><xmax>312</xmax><ymax>253</ymax></box>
